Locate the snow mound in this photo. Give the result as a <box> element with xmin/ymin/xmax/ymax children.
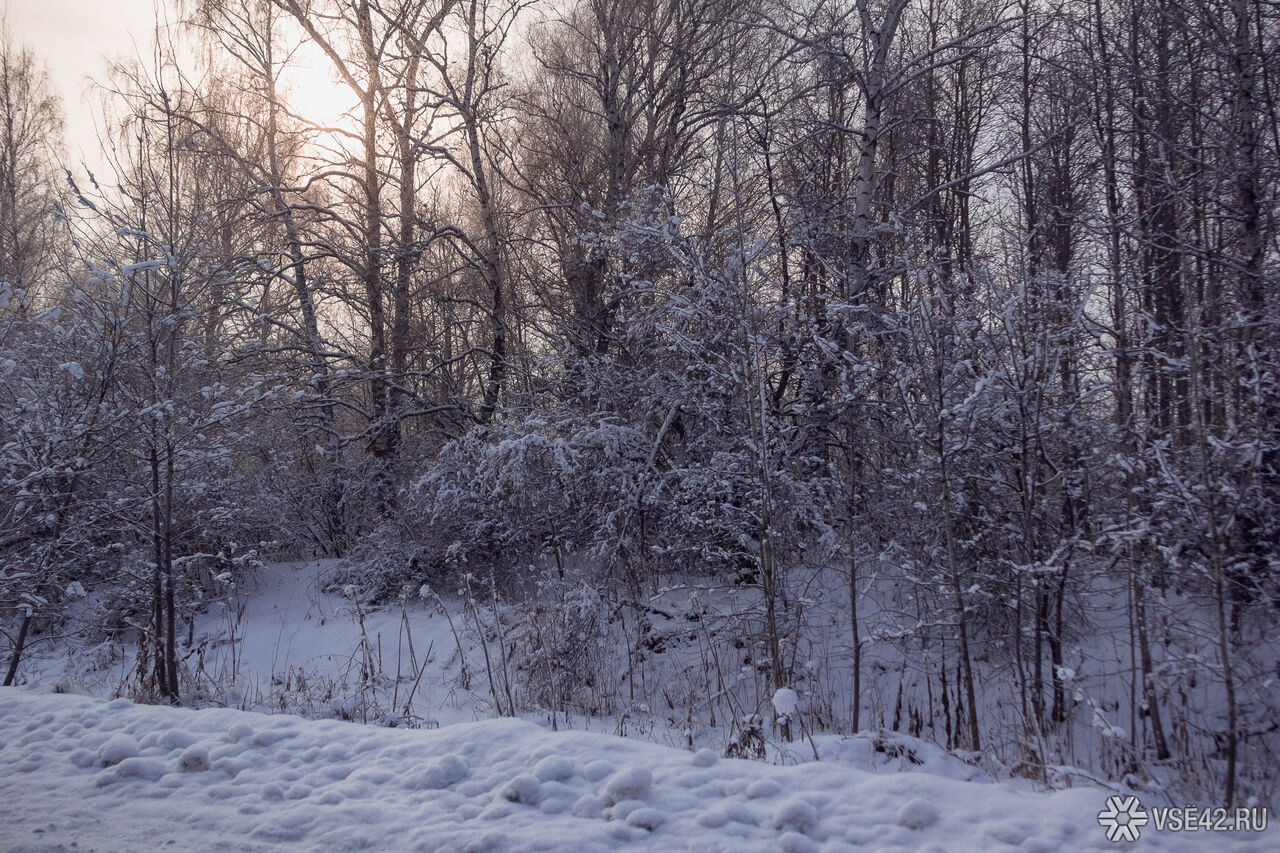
<box><xmin>601</xmin><ymin>766</ymin><xmax>652</xmax><ymax>804</ymax></box>
<box><xmin>500</xmin><ymin>773</ymin><xmax>541</xmax><ymax>804</ymax></box>
<box><xmin>772</xmin><ymin>798</ymin><xmax>819</xmax><ymax>833</ymax></box>
<box><xmin>96</xmin><ymin>733</ymin><xmax>140</xmax><ymax>767</ymax></box>
<box><xmin>0</xmin><ymin>688</ymin><xmax>1265</xmax><ymax>851</ymax></box>
<box><xmin>691</xmin><ymin>748</ymin><xmax>718</xmax><ymax>767</ymax></box>
<box><xmin>897</xmin><ymin>799</ymin><xmax>940</xmax><ymax>830</ymax></box>
<box><xmin>533</xmin><ymin>755</ymin><xmax>576</xmax><ymax>782</ymax></box>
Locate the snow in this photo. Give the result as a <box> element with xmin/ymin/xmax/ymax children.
<box><xmin>1</xmin><ymin>689</ymin><xmax>1272</xmax><ymax>851</ymax></box>
<box><xmin>95</xmin><ymin>732</ymin><xmax>140</xmax><ymax>766</ymax></box>
<box><xmin>896</xmin><ymin>799</ymin><xmax>940</xmax><ymax>830</ymax></box>
<box><xmin>7</xmin><ymin>562</ymin><xmax>1275</xmax><ymax>850</ymax></box>
<box><xmin>772</xmin><ymin>687</ymin><xmax>799</xmax><ymax>719</ymax></box>
<box><xmin>692</xmin><ymin>747</ymin><xmax>718</xmax><ymax>767</ymax></box>
<box><xmin>533</xmin><ymin>754</ymin><xmax>576</xmax><ymax>782</ymax></box>
<box><xmin>601</xmin><ymin>766</ymin><xmax>653</xmax><ymax>804</ymax></box>
<box><xmin>772</xmin><ymin>798</ymin><xmax>819</xmax><ymax>833</ymax></box>
<box><xmin>745</xmin><ymin>778</ymin><xmax>783</xmax><ymax>799</ymax></box>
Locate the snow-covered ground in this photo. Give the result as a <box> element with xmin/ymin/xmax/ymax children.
<box><xmin>4</xmin><ymin>688</ymin><xmax>1271</xmax><ymax>852</ymax></box>
<box><xmin>23</xmin><ymin>560</ymin><xmax>486</xmax><ymax>728</ymax></box>
<box><xmin>7</xmin><ymin>560</ymin><xmax>1275</xmax><ymax>851</ymax></box>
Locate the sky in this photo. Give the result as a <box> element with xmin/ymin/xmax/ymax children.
<box><xmin>7</xmin><ymin>0</ymin><xmax>356</xmax><ymax>173</ymax></box>
<box><xmin>8</xmin><ymin>0</ymin><xmax>169</xmax><ymax>167</ymax></box>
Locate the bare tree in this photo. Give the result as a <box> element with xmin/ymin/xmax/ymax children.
<box><xmin>0</xmin><ymin>24</ymin><xmax>63</xmax><ymax>314</ymax></box>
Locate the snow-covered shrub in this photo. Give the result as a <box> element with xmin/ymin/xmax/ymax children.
<box><xmin>323</xmin><ymin>521</ymin><xmax>431</xmax><ymax>601</ymax></box>
<box><xmin>509</xmin><ymin>578</ymin><xmax>611</xmax><ymax>714</ymax></box>
<box><xmin>411</xmin><ymin>417</ymin><xmax>585</xmax><ymax>587</ymax></box>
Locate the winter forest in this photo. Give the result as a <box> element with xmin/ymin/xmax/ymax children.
<box><xmin>1</xmin><ymin>0</ymin><xmax>1278</xmax><ymax>828</ymax></box>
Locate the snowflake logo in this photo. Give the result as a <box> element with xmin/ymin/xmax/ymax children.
<box><xmin>1097</xmin><ymin>795</ymin><xmax>1149</xmax><ymax>842</ymax></box>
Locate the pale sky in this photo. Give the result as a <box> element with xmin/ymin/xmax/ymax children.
<box><xmin>8</xmin><ymin>0</ymin><xmax>356</xmax><ymax>175</ymax></box>
<box><xmin>8</xmin><ymin>0</ymin><xmax>169</xmax><ymax>167</ymax></box>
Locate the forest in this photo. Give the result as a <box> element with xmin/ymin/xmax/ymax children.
<box><xmin>0</xmin><ymin>0</ymin><xmax>1277</xmax><ymax>812</ymax></box>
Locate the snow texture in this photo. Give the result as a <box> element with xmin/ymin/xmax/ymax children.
<box><xmin>772</xmin><ymin>687</ymin><xmax>799</xmax><ymax>719</ymax></box>
<box><xmin>2</xmin><ymin>688</ymin><xmax>1272</xmax><ymax>851</ymax></box>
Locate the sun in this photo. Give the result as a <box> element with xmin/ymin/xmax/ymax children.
<box><xmin>280</xmin><ymin>37</ymin><xmax>359</xmax><ymax>136</ymax></box>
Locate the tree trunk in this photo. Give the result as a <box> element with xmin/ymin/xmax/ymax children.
<box><xmin>3</xmin><ymin>611</ymin><xmax>31</xmax><ymax>686</ymax></box>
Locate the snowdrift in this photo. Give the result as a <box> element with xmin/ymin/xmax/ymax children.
<box><xmin>2</xmin><ymin>689</ymin><xmax>1271</xmax><ymax>852</ymax></box>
